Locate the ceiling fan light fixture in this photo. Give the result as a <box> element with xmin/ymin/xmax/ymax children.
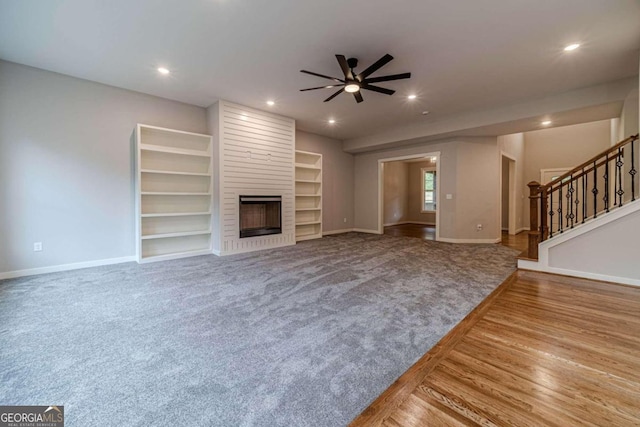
<box><xmin>344</xmin><ymin>83</ymin><xmax>360</xmax><ymax>93</ymax></box>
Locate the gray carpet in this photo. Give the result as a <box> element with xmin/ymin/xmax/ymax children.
<box><xmin>0</xmin><ymin>232</ymin><xmax>518</xmax><ymax>426</ymax></box>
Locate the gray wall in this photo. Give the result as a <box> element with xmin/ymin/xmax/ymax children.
<box><xmin>354</xmin><ymin>137</ymin><xmax>500</xmax><ymax>241</ymax></box>
<box><xmin>498</xmin><ymin>133</ymin><xmax>525</xmax><ymax>232</ymax></box>
<box><xmin>0</xmin><ymin>60</ymin><xmax>207</xmax><ymax>273</ymax></box>
<box><xmin>295</xmin><ymin>130</ymin><xmax>354</xmax><ymax>232</ymax></box>
<box><xmin>383</xmin><ymin>161</ymin><xmax>408</xmax><ymax>225</ymax></box>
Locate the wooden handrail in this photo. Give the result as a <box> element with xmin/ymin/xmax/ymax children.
<box><xmin>540</xmin><ymin>133</ymin><xmax>639</xmax><ymax>192</ymax></box>
<box><xmin>526</xmin><ymin>133</ymin><xmax>640</xmax><ymax>259</ymax></box>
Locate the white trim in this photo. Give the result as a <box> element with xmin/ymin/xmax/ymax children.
<box><xmin>518</xmin><ymin>264</ymin><xmax>640</xmax><ymax>287</ymax></box>
<box><xmin>499</xmin><ymin>152</ymin><xmax>517</xmax><ymax>236</ymax></box>
<box><xmin>322</xmin><ymin>228</ymin><xmax>354</xmax><ymax>235</ymax></box>
<box><xmin>377</xmin><ymin>152</ymin><xmax>441</xmax><ymax>241</ymax></box>
<box><xmin>518</xmin><ymin>201</ymin><xmax>640</xmax><ymax>286</ymax></box>
<box><xmin>420</xmin><ymin>166</ymin><xmax>437</xmax><ymax>213</ymax></box>
<box><xmin>0</xmin><ymin>256</ymin><xmax>136</xmax><ymax>280</ymax></box>
<box><xmin>539</xmin><ymin>167</ymin><xmax>572</xmax><ymax>184</ymax></box>
<box><xmin>516</xmin><ymin>226</ymin><xmax>530</xmax><ymax>234</ymax></box>
<box><xmin>212</xmin><ymin>249</ymin><xmax>221</xmax><ymax>256</ymax></box>
<box><xmin>383</xmin><ymin>221</ymin><xmax>436</xmax><ymax>226</ymax></box>
<box><xmin>438</xmin><ymin>237</ymin><xmax>502</xmax><ymax>244</ymax></box>
<box><xmin>353</xmin><ymin>228</ymin><xmax>381</xmax><ymax>234</ymax></box>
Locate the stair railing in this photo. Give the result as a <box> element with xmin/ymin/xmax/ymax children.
<box><xmin>527</xmin><ymin>133</ymin><xmax>639</xmax><ymax>259</ymax></box>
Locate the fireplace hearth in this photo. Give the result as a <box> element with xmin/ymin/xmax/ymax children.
<box><xmin>239</xmin><ymin>196</ymin><xmax>282</xmax><ymax>238</ymax></box>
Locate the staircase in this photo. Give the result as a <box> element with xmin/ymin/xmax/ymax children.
<box><xmin>518</xmin><ymin>134</ymin><xmax>640</xmax><ymax>285</ymax></box>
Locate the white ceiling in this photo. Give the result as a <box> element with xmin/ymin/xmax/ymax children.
<box><xmin>1</xmin><ymin>0</ymin><xmax>639</xmax><ymax>142</ymax></box>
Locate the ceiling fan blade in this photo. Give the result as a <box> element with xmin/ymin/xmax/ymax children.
<box><xmin>364</xmin><ymin>72</ymin><xmax>411</xmax><ymax>84</ymax></box>
<box><xmin>353</xmin><ymin>91</ymin><xmax>364</xmax><ymax>103</ymax></box>
<box><xmin>300</xmin><ymin>84</ymin><xmax>344</xmax><ymax>91</ymax></box>
<box><xmin>300</xmin><ymin>70</ymin><xmax>344</xmax><ymax>83</ymax></box>
<box><xmin>362</xmin><ymin>85</ymin><xmax>395</xmax><ymax>95</ymax></box>
<box><xmin>335</xmin><ymin>55</ymin><xmax>354</xmax><ymax>80</ymax></box>
<box><xmin>324</xmin><ymin>88</ymin><xmax>345</xmax><ymax>102</ymax></box>
<box><xmin>356</xmin><ymin>54</ymin><xmax>394</xmax><ymax>80</ymax></box>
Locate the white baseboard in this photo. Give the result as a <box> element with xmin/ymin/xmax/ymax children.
<box><xmin>516</xmin><ymin>227</ymin><xmax>530</xmax><ymax>234</ymax></box>
<box><xmin>517</xmin><ymin>262</ymin><xmax>640</xmax><ymax>287</ymax></box>
<box><xmin>323</xmin><ymin>228</ymin><xmax>354</xmax><ymax>236</ymax></box>
<box><xmin>0</xmin><ymin>256</ymin><xmax>136</xmax><ymax>280</ymax></box>
<box><xmin>437</xmin><ymin>237</ymin><xmax>502</xmax><ymax>244</ymax></box>
<box><xmin>502</xmin><ymin>227</ymin><xmax>509</xmax><ymax>231</ymax></box>
<box><xmin>384</xmin><ymin>221</ymin><xmax>436</xmax><ymax>227</ymax></box>
<box><xmin>353</xmin><ymin>228</ymin><xmax>382</xmax><ymax>235</ymax></box>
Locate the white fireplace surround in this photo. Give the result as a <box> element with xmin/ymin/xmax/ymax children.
<box><xmin>207</xmin><ymin>100</ymin><xmax>296</xmax><ymax>255</ymax></box>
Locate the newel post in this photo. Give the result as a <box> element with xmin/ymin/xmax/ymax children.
<box><xmin>527</xmin><ymin>181</ymin><xmax>541</xmax><ymax>259</ymax></box>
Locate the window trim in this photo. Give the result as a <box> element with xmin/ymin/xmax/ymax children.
<box><xmin>421</xmin><ymin>167</ymin><xmax>437</xmax><ymax>213</ymax></box>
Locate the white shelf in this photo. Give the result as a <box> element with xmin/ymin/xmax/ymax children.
<box><xmin>139</xmin><ymin>249</ymin><xmax>212</xmax><ymax>264</ymax></box>
<box><xmin>295</xmin><ymin>163</ymin><xmax>321</xmax><ymax>170</ymax></box>
<box><xmin>296</xmin><ymin>221</ymin><xmax>321</xmax><ymax>226</ymax></box>
<box><xmin>141</xmin><ymin>230</ymin><xmax>211</xmax><ymax>240</ymax></box>
<box><xmin>141</xmin><ymin>191</ymin><xmax>212</xmax><ymax>196</ymax></box>
<box><xmin>295</xmin><ymin>233</ymin><xmax>322</xmax><ymax>242</ymax></box>
<box><xmin>141</xmin><ymin>169</ymin><xmax>211</xmax><ymax>177</ymax></box>
<box><xmin>136</xmin><ymin>124</ymin><xmax>213</xmax><ymax>263</ymax></box>
<box><xmin>140</xmin><ymin>143</ymin><xmax>211</xmax><ymax>158</ymax></box>
<box><xmin>141</xmin><ymin>211</ymin><xmax>211</xmax><ymax>218</ymax></box>
<box><xmin>295</xmin><ymin>150</ymin><xmax>322</xmax><ymax>242</ymax></box>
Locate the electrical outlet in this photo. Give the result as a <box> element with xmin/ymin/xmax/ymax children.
<box><xmin>343</xmin><ymin>217</ymin><xmax>347</xmax><ymax>223</ymax></box>
<box><xmin>446</xmin><ymin>194</ymin><xmax>453</xmax><ymax>200</ymax></box>
<box><xmin>476</xmin><ymin>224</ymin><xmax>483</xmax><ymax>231</ymax></box>
<box><xmin>33</xmin><ymin>242</ymin><xmax>43</xmax><ymax>252</ymax></box>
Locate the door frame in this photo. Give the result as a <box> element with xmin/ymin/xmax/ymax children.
<box><xmin>500</xmin><ymin>152</ymin><xmax>517</xmax><ymax>235</ymax></box>
<box><xmin>378</xmin><ymin>152</ymin><xmax>441</xmax><ymax>240</ymax></box>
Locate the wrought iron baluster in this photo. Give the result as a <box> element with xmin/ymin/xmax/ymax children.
<box><xmin>549</xmin><ymin>185</ymin><xmax>554</xmax><ymax>238</ymax></box>
<box><xmin>631</xmin><ymin>138</ymin><xmax>637</xmax><ymax>202</ymax></box>
<box><xmin>582</xmin><ymin>170</ymin><xmax>587</xmax><ymax>224</ymax></box>
<box><xmin>558</xmin><ymin>183</ymin><xmax>563</xmax><ymax>234</ymax></box>
<box><xmin>616</xmin><ymin>147</ymin><xmax>624</xmax><ymax>207</ymax></box>
<box><xmin>592</xmin><ymin>161</ymin><xmax>598</xmax><ymax>219</ymax></box>
<box><xmin>604</xmin><ymin>153</ymin><xmax>609</xmax><ymax>213</ymax></box>
<box><xmin>567</xmin><ymin>176</ymin><xmax>575</xmax><ymax>229</ymax></box>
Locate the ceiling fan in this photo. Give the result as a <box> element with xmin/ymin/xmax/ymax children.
<box><xmin>300</xmin><ymin>54</ymin><xmax>411</xmax><ymax>103</ymax></box>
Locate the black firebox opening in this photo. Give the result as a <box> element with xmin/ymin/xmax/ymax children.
<box><xmin>239</xmin><ymin>195</ymin><xmax>282</xmax><ymax>238</ymax></box>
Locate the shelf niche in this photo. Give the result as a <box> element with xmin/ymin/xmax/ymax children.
<box><xmin>135</xmin><ymin>124</ymin><xmax>213</xmax><ymax>263</ymax></box>
<box><xmin>294</xmin><ymin>150</ymin><xmax>322</xmax><ymax>242</ymax></box>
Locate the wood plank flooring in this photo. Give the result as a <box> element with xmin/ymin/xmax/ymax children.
<box><xmin>383</xmin><ymin>224</ymin><xmax>528</xmax><ymax>253</ymax></box>
<box><xmin>350</xmin><ymin>270</ymin><xmax>640</xmax><ymax>426</ymax></box>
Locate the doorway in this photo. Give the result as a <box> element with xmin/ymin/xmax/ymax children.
<box><xmin>500</xmin><ymin>154</ymin><xmax>517</xmax><ymax>235</ymax></box>
<box><xmin>378</xmin><ymin>152</ymin><xmax>441</xmax><ymax>240</ymax></box>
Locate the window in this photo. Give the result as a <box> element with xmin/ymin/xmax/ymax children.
<box><xmin>422</xmin><ymin>168</ymin><xmax>436</xmax><ymax>212</ymax></box>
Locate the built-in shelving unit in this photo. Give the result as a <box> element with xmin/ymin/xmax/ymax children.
<box><xmin>135</xmin><ymin>124</ymin><xmax>213</xmax><ymax>263</ymax></box>
<box><xmin>295</xmin><ymin>150</ymin><xmax>322</xmax><ymax>241</ymax></box>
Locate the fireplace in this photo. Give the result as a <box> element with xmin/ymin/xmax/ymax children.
<box><xmin>239</xmin><ymin>196</ymin><xmax>282</xmax><ymax>238</ymax></box>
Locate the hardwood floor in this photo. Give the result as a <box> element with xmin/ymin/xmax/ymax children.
<box><xmin>384</xmin><ymin>224</ymin><xmax>436</xmax><ymax>241</ymax></box>
<box><xmin>350</xmin><ymin>270</ymin><xmax>640</xmax><ymax>426</ymax></box>
<box><xmin>383</xmin><ymin>224</ymin><xmax>528</xmax><ymax>253</ymax></box>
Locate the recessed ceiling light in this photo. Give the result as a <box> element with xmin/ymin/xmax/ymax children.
<box><xmin>328</xmin><ymin>119</ymin><xmax>336</xmax><ymax>124</ymax></box>
<box><xmin>157</xmin><ymin>67</ymin><xmax>170</xmax><ymax>75</ymax></box>
<box><xmin>266</xmin><ymin>100</ymin><xmax>275</xmax><ymax>106</ymax></box>
<box><xmin>421</xmin><ymin>111</ymin><xmax>430</xmax><ymax>115</ymax></box>
<box><xmin>564</xmin><ymin>43</ymin><xmax>580</xmax><ymax>52</ymax></box>
<box><xmin>408</xmin><ymin>94</ymin><xmax>417</xmax><ymax>100</ymax></box>
<box><xmin>541</xmin><ymin>120</ymin><xmax>552</xmax><ymax>126</ymax></box>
